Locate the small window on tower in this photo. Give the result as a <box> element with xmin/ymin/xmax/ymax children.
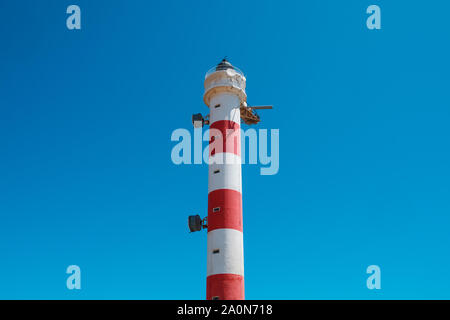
<box><xmin>213</xmin><ymin>169</ymin><xmax>220</xmax><ymax>174</ymax></box>
<box><xmin>214</xmin><ymin>104</ymin><xmax>221</xmax><ymax>108</ymax></box>
<box><xmin>213</xmin><ymin>249</ymin><xmax>220</xmax><ymax>254</ymax></box>
<box><xmin>213</xmin><ymin>207</ymin><xmax>220</xmax><ymax>213</ymax></box>
<box><xmin>212</xmin><ymin>296</ymin><xmax>220</xmax><ymax>300</ymax></box>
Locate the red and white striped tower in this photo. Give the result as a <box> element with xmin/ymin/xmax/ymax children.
<box><xmin>204</xmin><ymin>59</ymin><xmax>246</xmax><ymax>300</ymax></box>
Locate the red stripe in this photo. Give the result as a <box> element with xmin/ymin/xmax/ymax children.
<box><xmin>209</xmin><ymin>120</ymin><xmax>240</xmax><ymax>157</ymax></box>
<box><xmin>206</xmin><ymin>274</ymin><xmax>244</xmax><ymax>300</ymax></box>
<box><xmin>208</xmin><ymin>189</ymin><xmax>242</xmax><ymax>232</ymax></box>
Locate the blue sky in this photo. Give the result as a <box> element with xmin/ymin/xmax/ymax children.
<box><xmin>0</xmin><ymin>0</ymin><xmax>449</xmax><ymax>299</ymax></box>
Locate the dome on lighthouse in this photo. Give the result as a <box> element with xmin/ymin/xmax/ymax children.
<box><xmin>215</xmin><ymin>58</ymin><xmax>234</xmax><ymax>71</ymax></box>
<box><xmin>205</xmin><ymin>58</ymin><xmax>245</xmax><ymax>79</ymax></box>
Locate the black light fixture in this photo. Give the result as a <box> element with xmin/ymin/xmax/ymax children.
<box><xmin>188</xmin><ymin>215</ymin><xmax>207</xmax><ymax>232</ymax></box>
<box><xmin>192</xmin><ymin>113</ymin><xmax>204</xmax><ymax>128</ymax></box>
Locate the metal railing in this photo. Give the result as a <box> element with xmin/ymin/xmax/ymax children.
<box><xmin>205</xmin><ymin>65</ymin><xmax>245</xmax><ymax>79</ymax></box>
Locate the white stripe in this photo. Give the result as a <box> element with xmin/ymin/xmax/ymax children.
<box><xmin>209</xmin><ymin>153</ymin><xmax>242</xmax><ymax>193</ymax></box>
<box><xmin>207</xmin><ymin>228</ymin><xmax>244</xmax><ymax>277</ymax></box>
<box><xmin>209</xmin><ymin>94</ymin><xmax>241</xmax><ymax>125</ymax></box>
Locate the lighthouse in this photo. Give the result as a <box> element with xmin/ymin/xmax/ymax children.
<box><xmin>204</xmin><ymin>59</ymin><xmax>246</xmax><ymax>300</ymax></box>
<box><xmin>188</xmin><ymin>59</ymin><xmax>271</xmax><ymax>300</ymax></box>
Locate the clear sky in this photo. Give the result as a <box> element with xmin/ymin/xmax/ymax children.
<box><xmin>0</xmin><ymin>0</ymin><xmax>449</xmax><ymax>299</ymax></box>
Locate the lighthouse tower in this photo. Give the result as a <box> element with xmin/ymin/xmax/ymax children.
<box><xmin>203</xmin><ymin>59</ymin><xmax>246</xmax><ymax>300</ymax></box>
